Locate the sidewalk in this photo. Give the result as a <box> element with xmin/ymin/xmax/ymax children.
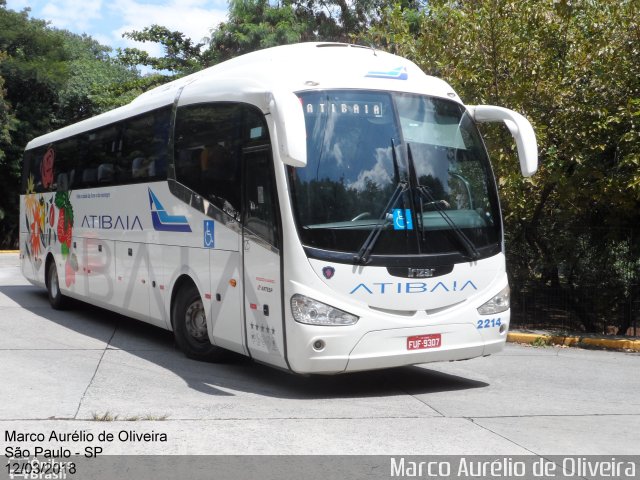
<box><xmin>508</xmin><ymin>329</ymin><xmax>640</xmax><ymax>352</ymax></box>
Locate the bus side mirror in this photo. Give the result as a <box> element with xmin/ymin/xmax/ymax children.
<box><xmin>468</xmin><ymin>105</ymin><xmax>538</xmax><ymax>177</ymax></box>
<box><xmin>269</xmin><ymin>90</ymin><xmax>307</xmax><ymax>167</ymax></box>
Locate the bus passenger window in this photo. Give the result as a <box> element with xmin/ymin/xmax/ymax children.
<box><xmin>24</xmin><ymin>148</ymin><xmax>43</xmax><ymax>192</ymax></box>
<box><xmin>83</xmin><ymin>126</ymin><xmax>115</xmax><ymax>188</ymax></box>
<box><xmin>56</xmin><ymin>137</ymin><xmax>86</xmax><ymax>190</ymax></box>
<box><xmin>120</xmin><ymin>108</ymin><xmax>170</xmax><ymax>184</ymax></box>
<box><xmin>174</xmin><ymin>103</ymin><xmax>243</xmax><ymax>218</ymax></box>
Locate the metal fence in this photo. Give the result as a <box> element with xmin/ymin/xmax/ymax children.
<box><xmin>505</xmin><ymin>226</ymin><xmax>639</xmax><ymax>336</ymax></box>
<box><xmin>509</xmin><ymin>283</ymin><xmax>639</xmax><ymax>336</ymax></box>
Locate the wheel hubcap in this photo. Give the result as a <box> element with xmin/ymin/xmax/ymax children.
<box><xmin>185</xmin><ymin>300</ymin><xmax>207</xmax><ymax>341</ymax></box>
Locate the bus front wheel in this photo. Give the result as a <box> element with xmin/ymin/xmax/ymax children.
<box><xmin>172</xmin><ymin>283</ymin><xmax>226</xmax><ymax>361</ymax></box>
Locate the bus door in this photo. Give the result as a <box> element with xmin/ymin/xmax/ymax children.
<box><xmin>242</xmin><ymin>147</ymin><xmax>286</xmax><ymax>368</ymax></box>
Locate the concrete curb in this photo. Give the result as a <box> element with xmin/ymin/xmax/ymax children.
<box><xmin>0</xmin><ymin>250</ymin><xmax>18</xmax><ymax>253</ymax></box>
<box><xmin>507</xmin><ymin>332</ymin><xmax>640</xmax><ymax>352</ymax></box>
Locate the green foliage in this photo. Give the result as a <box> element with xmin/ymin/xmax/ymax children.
<box><xmin>205</xmin><ymin>0</ymin><xmax>390</xmax><ymax>64</ymax></box>
<box><xmin>0</xmin><ymin>3</ymin><xmax>141</xmax><ymax>247</ymax></box>
<box><xmin>206</xmin><ymin>0</ymin><xmax>309</xmax><ymax>64</ymax></box>
<box><xmin>114</xmin><ymin>0</ymin><xmax>390</xmax><ymax>80</ymax></box>
<box><xmin>0</xmin><ymin>54</ymin><xmax>18</xmax><ymax>223</ymax></box>
<box><xmin>290</xmin><ymin>0</ymin><xmax>387</xmax><ymax>43</ymax></box>
<box><xmin>368</xmin><ymin>0</ymin><xmax>640</xmax><ymax>208</ymax></box>
<box><xmin>531</xmin><ymin>336</ymin><xmax>551</xmax><ymax>348</ymax></box>
<box><xmin>0</xmin><ymin>53</ymin><xmax>17</xmax><ymax>161</ymax></box>
<box><xmin>57</xmin><ymin>31</ymin><xmax>139</xmax><ymax>122</ymax></box>
<box><xmin>119</xmin><ymin>25</ymin><xmax>206</xmax><ymax>76</ymax></box>
<box><xmin>0</xmin><ymin>5</ymin><xmax>66</xmax><ymax>245</ymax></box>
<box><xmin>116</xmin><ymin>25</ymin><xmax>212</xmax><ymax>93</ymax></box>
<box><xmin>366</xmin><ymin>0</ymin><xmax>640</xmax><ymax>332</ymax></box>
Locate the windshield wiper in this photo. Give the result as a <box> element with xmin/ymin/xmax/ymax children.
<box><xmin>407</xmin><ymin>143</ymin><xmax>480</xmax><ymax>261</ymax></box>
<box><xmin>353</xmin><ymin>139</ymin><xmax>407</xmax><ymax>265</ymax></box>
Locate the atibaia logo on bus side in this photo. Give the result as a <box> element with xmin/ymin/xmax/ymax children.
<box><xmin>148</xmin><ymin>188</ymin><xmax>192</xmax><ymax>232</ymax></box>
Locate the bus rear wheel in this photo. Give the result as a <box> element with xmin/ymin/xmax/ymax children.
<box><xmin>172</xmin><ymin>283</ymin><xmax>226</xmax><ymax>361</ymax></box>
<box><xmin>46</xmin><ymin>259</ymin><xmax>68</xmax><ymax>310</ymax></box>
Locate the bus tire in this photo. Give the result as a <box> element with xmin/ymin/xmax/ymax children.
<box><xmin>46</xmin><ymin>259</ymin><xmax>68</xmax><ymax>310</ymax></box>
<box><xmin>172</xmin><ymin>283</ymin><xmax>226</xmax><ymax>361</ymax></box>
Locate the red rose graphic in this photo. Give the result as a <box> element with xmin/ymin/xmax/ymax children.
<box><xmin>41</xmin><ymin>148</ymin><xmax>55</xmax><ymax>189</ymax></box>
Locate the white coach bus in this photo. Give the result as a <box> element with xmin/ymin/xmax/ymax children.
<box><xmin>20</xmin><ymin>43</ymin><xmax>537</xmax><ymax>374</ymax></box>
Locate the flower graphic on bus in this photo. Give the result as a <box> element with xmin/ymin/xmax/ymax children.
<box><xmin>23</xmin><ymin>173</ymin><xmax>77</xmax><ymax>285</ymax></box>
<box><xmin>41</xmin><ymin>147</ymin><xmax>55</xmax><ymax>189</ymax></box>
<box><xmin>23</xmin><ymin>175</ymin><xmax>45</xmax><ymax>268</ymax></box>
<box><xmin>29</xmin><ymin>198</ymin><xmax>44</xmax><ymax>258</ymax></box>
<box><xmin>54</xmin><ymin>190</ymin><xmax>76</xmax><ymax>287</ymax></box>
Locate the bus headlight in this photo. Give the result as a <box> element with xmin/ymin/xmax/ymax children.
<box><xmin>477</xmin><ymin>285</ymin><xmax>510</xmax><ymax>315</ymax></box>
<box><xmin>291</xmin><ymin>294</ymin><xmax>359</xmax><ymax>326</ymax></box>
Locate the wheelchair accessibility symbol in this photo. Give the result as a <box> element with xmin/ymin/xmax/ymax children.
<box><xmin>204</xmin><ymin>220</ymin><xmax>215</xmax><ymax>248</ymax></box>
<box><xmin>393</xmin><ymin>209</ymin><xmax>413</xmax><ymax>230</ymax></box>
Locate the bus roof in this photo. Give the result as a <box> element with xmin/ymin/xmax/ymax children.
<box><xmin>26</xmin><ymin>42</ymin><xmax>461</xmax><ymax>150</ymax></box>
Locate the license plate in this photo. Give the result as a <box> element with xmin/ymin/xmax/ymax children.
<box><xmin>407</xmin><ymin>333</ymin><xmax>442</xmax><ymax>350</ymax></box>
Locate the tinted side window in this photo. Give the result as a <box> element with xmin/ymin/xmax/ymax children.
<box><xmin>22</xmin><ymin>106</ymin><xmax>172</xmax><ymax>192</ymax></box>
<box><xmin>23</xmin><ymin>148</ymin><xmax>44</xmax><ymax>193</ymax></box>
<box><xmin>77</xmin><ymin>126</ymin><xmax>117</xmax><ymax>188</ymax></box>
<box><xmin>21</xmin><ymin>150</ymin><xmax>33</xmax><ymax>194</ymax></box>
<box><xmin>57</xmin><ymin>137</ymin><xmax>87</xmax><ymax>190</ymax></box>
<box><xmin>120</xmin><ymin>108</ymin><xmax>171</xmax><ymax>183</ymax></box>
<box><xmin>23</xmin><ymin>144</ymin><xmax>69</xmax><ymax>193</ymax></box>
<box><xmin>244</xmin><ymin>149</ymin><xmax>279</xmax><ymax>247</ymax></box>
<box><xmin>174</xmin><ymin>104</ymin><xmax>243</xmax><ymax>218</ymax></box>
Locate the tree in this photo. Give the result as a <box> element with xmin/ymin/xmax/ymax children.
<box><xmin>119</xmin><ymin>25</ymin><xmax>207</xmax><ymax>74</ymax></box>
<box><xmin>288</xmin><ymin>0</ymin><xmax>386</xmax><ymax>43</ymax></box>
<box><xmin>366</xmin><ymin>0</ymin><xmax>640</xmax><ymax>333</ymax></box>
<box><xmin>206</xmin><ymin>0</ymin><xmax>310</xmax><ymax>64</ymax></box>
<box><xmin>57</xmin><ymin>31</ymin><xmax>139</xmax><ymax>122</ymax></box>
<box><xmin>205</xmin><ymin>0</ymin><xmax>391</xmax><ymax>64</ymax></box>
<box><xmin>0</xmin><ymin>53</ymin><xmax>17</xmax><ymax>162</ymax></box>
<box><xmin>0</xmin><ymin>53</ymin><xmax>18</xmax><ymax>227</ymax></box>
<box><xmin>0</xmin><ymin>5</ymin><xmax>68</xmax><ymax>246</ymax></box>
<box><xmin>116</xmin><ymin>0</ymin><xmax>388</xmax><ymax>75</ymax></box>
<box><xmin>115</xmin><ymin>24</ymin><xmax>212</xmax><ymax>93</ymax></box>
<box><xmin>0</xmin><ymin>3</ymin><xmax>140</xmax><ymax>247</ymax></box>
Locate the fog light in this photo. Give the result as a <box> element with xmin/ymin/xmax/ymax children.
<box><xmin>313</xmin><ymin>340</ymin><xmax>325</xmax><ymax>351</ymax></box>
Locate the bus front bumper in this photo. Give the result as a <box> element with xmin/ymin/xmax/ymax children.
<box><xmin>287</xmin><ymin>317</ymin><xmax>509</xmax><ymax>374</ymax></box>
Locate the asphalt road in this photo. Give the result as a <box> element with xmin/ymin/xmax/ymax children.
<box><xmin>1</xmin><ymin>253</ymin><xmax>639</xmax><ymax>457</ymax></box>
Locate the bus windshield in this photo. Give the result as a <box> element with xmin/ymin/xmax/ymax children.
<box><xmin>288</xmin><ymin>90</ymin><xmax>502</xmax><ymax>263</ymax></box>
